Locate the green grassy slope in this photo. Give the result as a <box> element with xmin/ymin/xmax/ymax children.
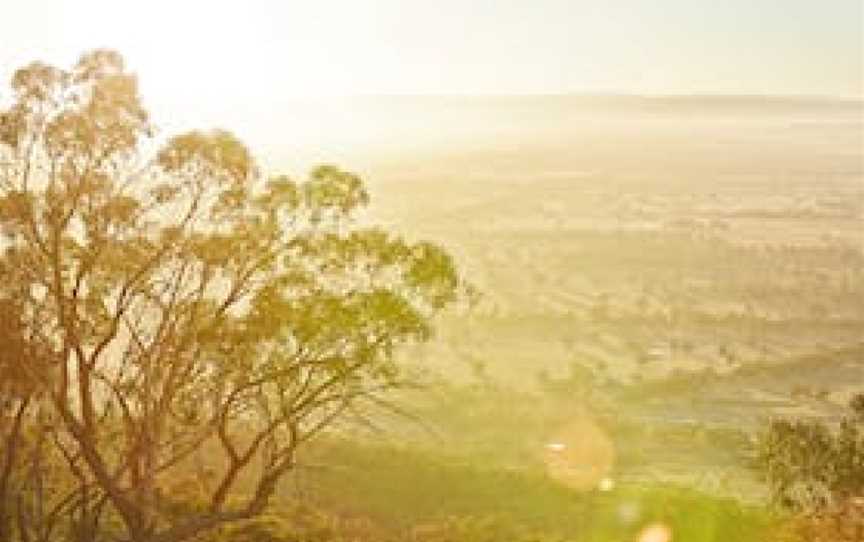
<box><xmin>271</xmin><ymin>438</ymin><xmax>781</xmax><ymax>542</ymax></box>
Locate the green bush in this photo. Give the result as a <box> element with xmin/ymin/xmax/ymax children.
<box><xmin>755</xmin><ymin>393</ymin><xmax>864</xmax><ymax>511</ymax></box>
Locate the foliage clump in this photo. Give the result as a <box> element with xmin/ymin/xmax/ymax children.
<box><xmin>756</xmin><ymin>394</ymin><xmax>864</xmax><ymax>541</ymax></box>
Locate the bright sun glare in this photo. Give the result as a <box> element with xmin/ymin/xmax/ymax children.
<box><xmin>46</xmin><ymin>0</ymin><xmax>399</xmax><ymax>164</ymax></box>
<box><xmin>68</xmin><ymin>1</ymin><xmax>380</xmax><ymax>107</ymax></box>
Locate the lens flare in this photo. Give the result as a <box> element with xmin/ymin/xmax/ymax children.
<box><xmin>617</xmin><ymin>502</ymin><xmax>641</xmax><ymax>525</ymax></box>
<box><xmin>637</xmin><ymin>523</ymin><xmax>673</xmax><ymax>542</ymax></box>
<box><xmin>543</xmin><ymin>415</ymin><xmax>615</xmax><ymax>490</ymax></box>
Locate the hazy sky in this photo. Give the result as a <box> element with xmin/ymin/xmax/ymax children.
<box><xmin>2</xmin><ymin>0</ymin><xmax>861</xmax><ymax>102</ymax></box>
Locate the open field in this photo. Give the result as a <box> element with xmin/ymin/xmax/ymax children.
<box><xmin>322</xmin><ymin>95</ymin><xmax>864</xmax><ymax>500</ymax></box>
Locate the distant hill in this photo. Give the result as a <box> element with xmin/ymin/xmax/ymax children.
<box><xmin>254</xmin><ymin>93</ymin><xmax>863</xmax><ymax>175</ymax></box>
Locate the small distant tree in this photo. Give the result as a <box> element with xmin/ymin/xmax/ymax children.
<box><xmin>0</xmin><ymin>50</ymin><xmax>466</xmax><ymax>542</ymax></box>
<box><xmin>755</xmin><ymin>394</ymin><xmax>864</xmax><ymax>511</ymax></box>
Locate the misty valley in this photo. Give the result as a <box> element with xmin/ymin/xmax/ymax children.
<box><xmin>1</xmin><ymin>51</ymin><xmax>862</xmax><ymax>542</ymax></box>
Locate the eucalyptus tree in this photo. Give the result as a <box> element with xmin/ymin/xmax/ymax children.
<box><xmin>0</xmin><ymin>50</ymin><xmax>465</xmax><ymax>542</ymax></box>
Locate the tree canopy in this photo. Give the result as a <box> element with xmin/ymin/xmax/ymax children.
<box><xmin>0</xmin><ymin>49</ymin><xmax>466</xmax><ymax>542</ymax></box>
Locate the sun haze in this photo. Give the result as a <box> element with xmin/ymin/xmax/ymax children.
<box><xmin>4</xmin><ymin>0</ymin><xmax>859</xmax><ymax>171</ymax></box>
<box><xmin>2</xmin><ymin>2</ymin><xmax>864</xmax><ymax>542</ymax></box>
<box><xmin>3</xmin><ymin>1</ymin><xmax>862</xmax><ymax>105</ymax></box>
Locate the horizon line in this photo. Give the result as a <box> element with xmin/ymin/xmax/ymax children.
<box><xmin>265</xmin><ymin>92</ymin><xmax>864</xmax><ymax>103</ymax></box>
